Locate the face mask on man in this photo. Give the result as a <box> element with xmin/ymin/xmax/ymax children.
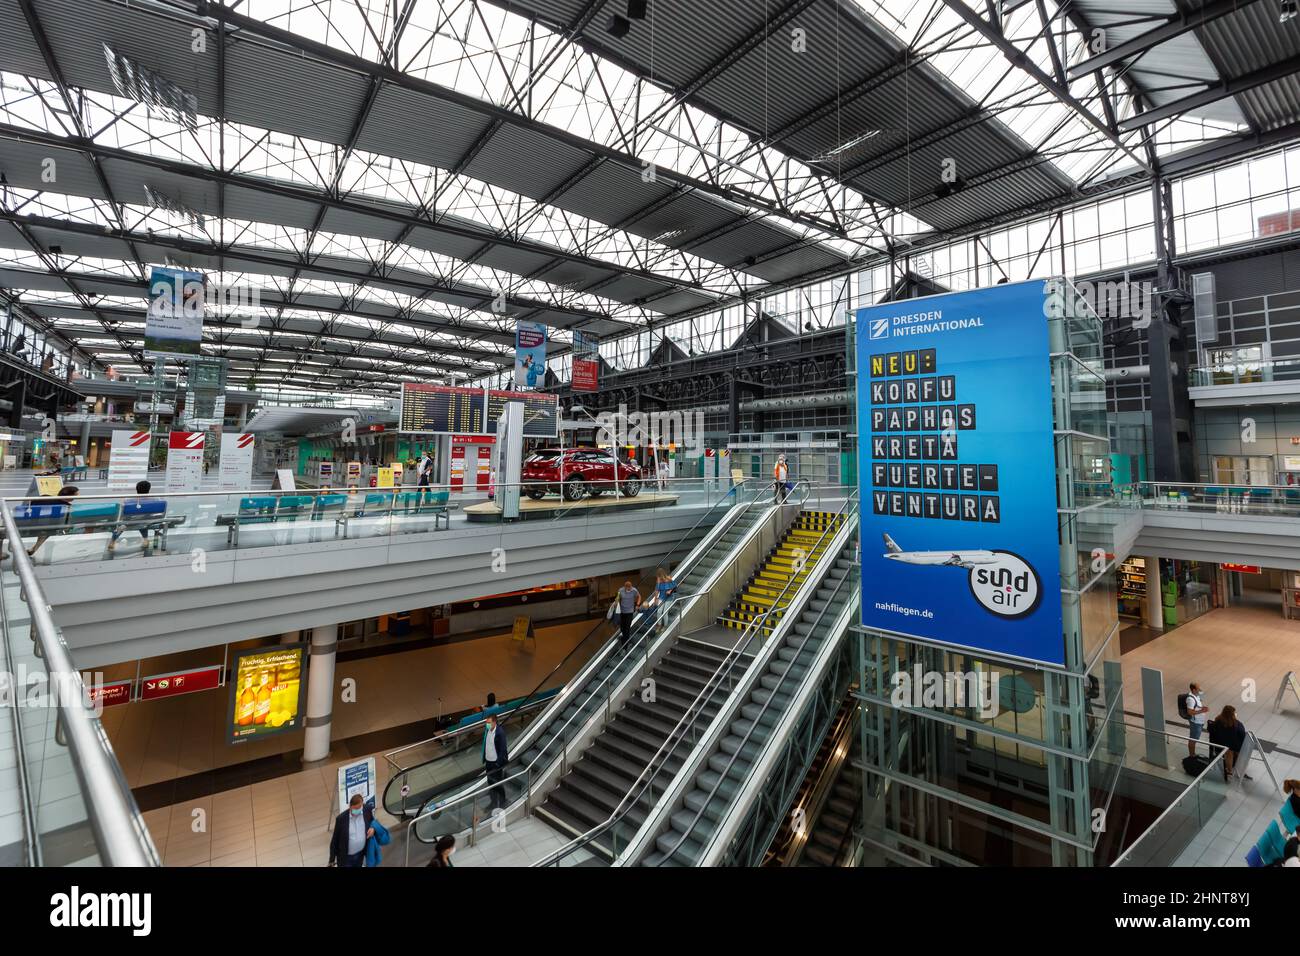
<box><xmin>351</xmin><ymin>807</ymin><xmax>364</xmax><ymax>817</ymax></box>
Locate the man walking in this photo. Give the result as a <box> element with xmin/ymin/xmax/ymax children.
<box><xmin>616</xmin><ymin>579</ymin><xmax>642</xmax><ymax>645</ymax></box>
<box><xmin>328</xmin><ymin>793</ymin><xmax>374</xmax><ymax>868</ymax></box>
<box><xmin>482</xmin><ymin>712</ymin><xmax>509</xmax><ymax>815</ymax></box>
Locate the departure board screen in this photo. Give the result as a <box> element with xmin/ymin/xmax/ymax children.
<box><xmin>399</xmin><ymin>383</ymin><xmax>487</xmax><ymax>434</ymax></box>
<box><xmin>487</xmin><ymin>389</ymin><xmax>559</xmax><ymax>438</ymax></box>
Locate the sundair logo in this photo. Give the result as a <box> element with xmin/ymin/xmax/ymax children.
<box><xmin>49</xmin><ymin>887</ymin><xmax>151</xmax><ymax>937</ymax></box>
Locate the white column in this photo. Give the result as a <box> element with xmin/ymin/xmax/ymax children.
<box><xmin>302</xmin><ymin>623</ymin><xmax>338</xmax><ymax>763</ymax></box>
<box><xmin>1144</xmin><ymin>558</ymin><xmax>1164</xmax><ymax>633</ymax></box>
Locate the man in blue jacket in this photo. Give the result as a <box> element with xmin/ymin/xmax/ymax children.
<box><xmin>329</xmin><ymin>793</ymin><xmax>374</xmax><ymax>867</ymax></box>
<box><xmin>482</xmin><ymin>712</ymin><xmax>509</xmax><ymax>815</ymax></box>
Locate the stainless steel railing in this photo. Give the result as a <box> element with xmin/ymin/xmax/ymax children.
<box><xmin>0</xmin><ymin>500</ymin><xmax>158</xmax><ymax>866</ymax></box>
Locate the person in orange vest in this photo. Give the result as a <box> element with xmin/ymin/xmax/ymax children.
<box><xmin>773</xmin><ymin>454</ymin><xmax>789</xmax><ymax>503</ymax></box>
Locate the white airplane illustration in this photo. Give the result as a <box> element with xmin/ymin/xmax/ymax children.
<box><xmin>881</xmin><ymin>533</ymin><xmax>999</xmax><ymax>569</ymax></box>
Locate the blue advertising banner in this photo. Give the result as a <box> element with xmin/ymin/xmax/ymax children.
<box><xmin>855</xmin><ymin>280</ymin><xmax>1064</xmax><ymax>666</ymax></box>
<box><xmin>145</xmin><ymin>266</ymin><xmax>205</xmax><ymax>357</ymax></box>
<box><xmin>514</xmin><ymin>320</ymin><xmax>547</xmax><ymax>389</ymax></box>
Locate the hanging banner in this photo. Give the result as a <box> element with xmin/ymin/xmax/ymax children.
<box><xmin>855</xmin><ymin>280</ymin><xmax>1064</xmax><ymax>667</ymax></box>
<box><xmin>572</xmin><ymin>329</ymin><xmax>600</xmax><ymax>392</ymax></box>
<box><xmin>219</xmin><ymin>432</ymin><xmax>255</xmax><ymax>491</ymax></box>
<box><xmin>107</xmin><ymin>429</ymin><xmax>152</xmax><ymax>492</ymax></box>
<box><xmin>145</xmin><ymin>266</ymin><xmax>205</xmax><ymax>357</ymax></box>
<box><xmin>166</xmin><ymin>431</ymin><xmax>205</xmax><ymax>493</ymax></box>
<box><xmin>514</xmin><ymin>320</ymin><xmax>547</xmax><ymax>389</ymax></box>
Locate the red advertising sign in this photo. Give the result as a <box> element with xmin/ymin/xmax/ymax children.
<box><xmin>88</xmin><ymin>680</ymin><xmax>133</xmax><ymax>708</ymax></box>
<box><xmin>1221</xmin><ymin>563</ymin><xmax>1262</xmax><ymax>574</ymax></box>
<box><xmin>572</xmin><ymin>358</ymin><xmax>599</xmax><ymax>392</ymax></box>
<box><xmin>139</xmin><ymin>665</ymin><xmax>222</xmax><ymax>701</ymax></box>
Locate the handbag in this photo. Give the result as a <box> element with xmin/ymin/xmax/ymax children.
<box><xmin>606</xmin><ymin>600</ymin><xmax>618</xmax><ymax>621</ymax></box>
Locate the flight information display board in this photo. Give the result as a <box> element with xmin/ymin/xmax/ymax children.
<box><xmin>487</xmin><ymin>389</ymin><xmax>558</xmax><ymax>438</ymax></box>
<box><xmin>399</xmin><ymin>383</ymin><xmax>487</xmax><ymax>434</ymax></box>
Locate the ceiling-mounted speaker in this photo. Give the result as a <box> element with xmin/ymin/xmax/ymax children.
<box><xmin>628</xmin><ymin>0</ymin><xmax>648</xmax><ymax>19</ymax></box>
<box><xmin>607</xmin><ymin>13</ymin><xmax>631</xmax><ymax>37</ymax></box>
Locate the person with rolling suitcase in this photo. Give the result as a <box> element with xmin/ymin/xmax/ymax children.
<box><xmin>1177</xmin><ymin>681</ymin><xmax>1209</xmax><ymax>774</ymax></box>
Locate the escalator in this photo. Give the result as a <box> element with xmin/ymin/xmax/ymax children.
<box><xmin>381</xmin><ymin>484</ymin><xmax>766</xmax><ymax>821</ymax></box>
<box><xmin>392</xmin><ymin>482</ymin><xmax>787</xmax><ymax>842</ymax></box>
<box><xmin>527</xmin><ymin>494</ymin><xmax>859</xmax><ymax>868</ymax></box>
<box><xmin>761</xmin><ymin>693</ymin><xmax>857</xmax><ymax>867</ymax></box>
<box><xmin>798</xmin><ymin>749</ymin><xmax>863</xmax><ymax>867</ymax></box>
<box><xmin>635</xmin><ymin>510</ymin><xmax>858</xmax><ymax>866</ymax></box>
<box><xmin>534</xmin><ymin>637</ymin><xmax>737</xmax><ymax>856</ymax></box>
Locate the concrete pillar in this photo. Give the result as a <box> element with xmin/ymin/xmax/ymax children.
<box><xmin>237</xmin><ymin>403</ymin><xmax>248</xmax><ymax>429</ymax></box>
<box><xmin>77</xmin><ymin>417</ymin><xmax>91</xmax><ymax>463</ymax></box>
<box><xmin>302</xmin><ymin>623</ymin><xmax>338</xmax><ymax>763</ymax></box>
<box><xmin>1144</xmin><ymin>558</ymin><xmax>1164</xmax><ymax>633</ymax></box>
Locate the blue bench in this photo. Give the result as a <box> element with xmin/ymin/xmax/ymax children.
<box><xmin>393</xmin><ymin>489</ymin><xmax>450</xmax><ymax>530</ymax></box>
<box><xmin>114</xmin><ymin>499</ymin><xmax>184</xmax><ymax>552</ymax></box>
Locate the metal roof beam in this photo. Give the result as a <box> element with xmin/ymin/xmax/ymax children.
<box><xmin>1117</xmin><ymin>54</ymin><xmax>1300</xmax><ymax>131</ymax></box>
<box><xmin>1067</xmin><ymin>0</ymin><xmax>1264</xmax><ymax>79</ymax></box>
<box><xmin>939</xmin><ymin>0</ymin><xmax>1151</xmax><ymax>173</ymax></box>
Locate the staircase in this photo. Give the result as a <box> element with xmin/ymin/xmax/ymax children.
<box><xmin>642</xmin><ymin>537</ymin><xmax>857</xmax><ymax>866</ymax></box>
<box><xmin>716</xmin><ymin>510</ymin><xmax>845</xmax><ymax>638</ymax></box>
<box><xmin>536</xmin><ymin>638</ymin><xmax>742</xmax><ymax>857</ymax></box>
<box><xmin>799</xmin><ymin>745</ymin><xmax>862</xmax><ymax>867</ymax></box>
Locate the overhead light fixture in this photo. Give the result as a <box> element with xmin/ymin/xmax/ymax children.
<box><xmin>652</xmin><ymin>227</ymin><xmax>685</xmax><ymax>243</ymax></box>
<box><xmin>607</xmin><ymin>13</ymin><xmax>631</xmax><ymax>37</ymax></box>
<box><xmin>627</xmin><ymin>0</ymin><xmax>648</xmax><ymax>18</ymax></box>
<box><xmin>1283</xmin><ymin>0</ymin><xmax>1298</xmax><ymax>22</ymax></box>
<box><xmin>811</xmin><ymin>130</ymin><xmax>882</xmax><ymax>164</ymax></box>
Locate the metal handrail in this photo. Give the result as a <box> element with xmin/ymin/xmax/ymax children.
<box><xmin>533</xmin><ymin>487</ymin><xmax>857</xmax><ymax>866</ymax></box>
<box><xmin>0</xmin><ymin>500</ymin><xmax>158</xmax><ymax>866</ymax></box>
<box><xmin>381</xmin><ymin>479</ymin><xmax>764</xmax><ymax>798</ymax></box>
<box><xmin>0</xmin><ymin>546</ymin><xmax>41</xmax><ymax>865</ymax></box>
<box><xmin>399</xmin><ymin>486</ymin><xmax>775</xmax><ymax>843</ymax></box>
<box><xmin>0</xmin><ymin>474</ymin><xmax>738</xmax><ymax>502</ymax></box>
<box><xmin>648</xmin><ymin>507</ymin><xmax>859</xmax><ymax>866</ymax></box>
<box><xmin>1110</xmin><ymin>732</ymin><xmax>1227</xmax><ymax>867</ymax></box>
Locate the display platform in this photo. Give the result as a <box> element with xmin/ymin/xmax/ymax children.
<box><xmin>463</xmin><ymin>492</ymin><xmax>679</xmax><ymax>522</ymax></box>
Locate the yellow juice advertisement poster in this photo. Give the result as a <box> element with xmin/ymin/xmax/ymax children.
<box><xmin>227</xmin><ymin>645</ymin><xmax>305</xmax><ymax>743</ymax></box>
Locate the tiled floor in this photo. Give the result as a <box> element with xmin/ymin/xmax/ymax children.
<box><xmin>443</xmin><ymin>815</ymin><xmax>598</xmax><ymax>868</ymax></box>
<box><xmin>104</xmin><ymin>619</ymin><xmax>597</xmax><ymax>790</ymax></box>
<box><xmin>130</xmin><ymin>619</ymin><xmax>601</xmax><ymax>867</ymax></box>
<box><xmin>1118</xmin><ymin>596</ymin><xmax>1300</xmax><ymax>867</ymax></box>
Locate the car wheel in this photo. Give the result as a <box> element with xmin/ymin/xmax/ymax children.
<box><xmin>621</xmin><ymin>479</ymin><xmax>641</xmax><ymax>497</ymax></box>
<box><xmin>563</xmin><ymin>476</ymin><xmax>585</xmax><ymax>501</ymax></box>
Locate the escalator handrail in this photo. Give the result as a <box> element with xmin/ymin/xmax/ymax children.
<box><xmin>653</xmin><ymin>514</ymin><xmax>858</xmax><ymax>866</ymax></box>
<box><xmin>532</xmin><ymin>487</ymin><xmax>855</xmax><ymax>866</ymax></box>
<box><xmin>406</xmin><ymin>577</ymin><xmax>704</xmax><ymax>833</ymax></box>
<box><xmin>381</xmin><ymin>479</ymin><xmax>757</xmax><ymax>783</ymax></box>
<box><xmin>402</xmin><ymin>487</ymin><xmax>778</xmax><ymax>831</ymax></box>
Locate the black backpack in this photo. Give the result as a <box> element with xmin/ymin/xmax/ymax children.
<box><xmin>1177</xmin><ymin>693</ymin><xmax>1191</xmax><ymax>719</ymax></box>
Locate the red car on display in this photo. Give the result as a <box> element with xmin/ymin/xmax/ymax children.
<box><xmin>521</xmin><ymin>447</ymin><xmax>643</xmax><ymax>501</ymax></box>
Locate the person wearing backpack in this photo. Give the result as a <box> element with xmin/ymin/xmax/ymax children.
<box><xmin>1178</xmin><ymin>682</ymin><xmax>1209</xmax><ymax>758</ymax></box>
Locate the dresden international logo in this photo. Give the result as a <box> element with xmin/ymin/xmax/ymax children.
<box><xmin>869</xmin><ymin>317</ymin><xmax>890</xmax><ymax>340</ymax></box>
